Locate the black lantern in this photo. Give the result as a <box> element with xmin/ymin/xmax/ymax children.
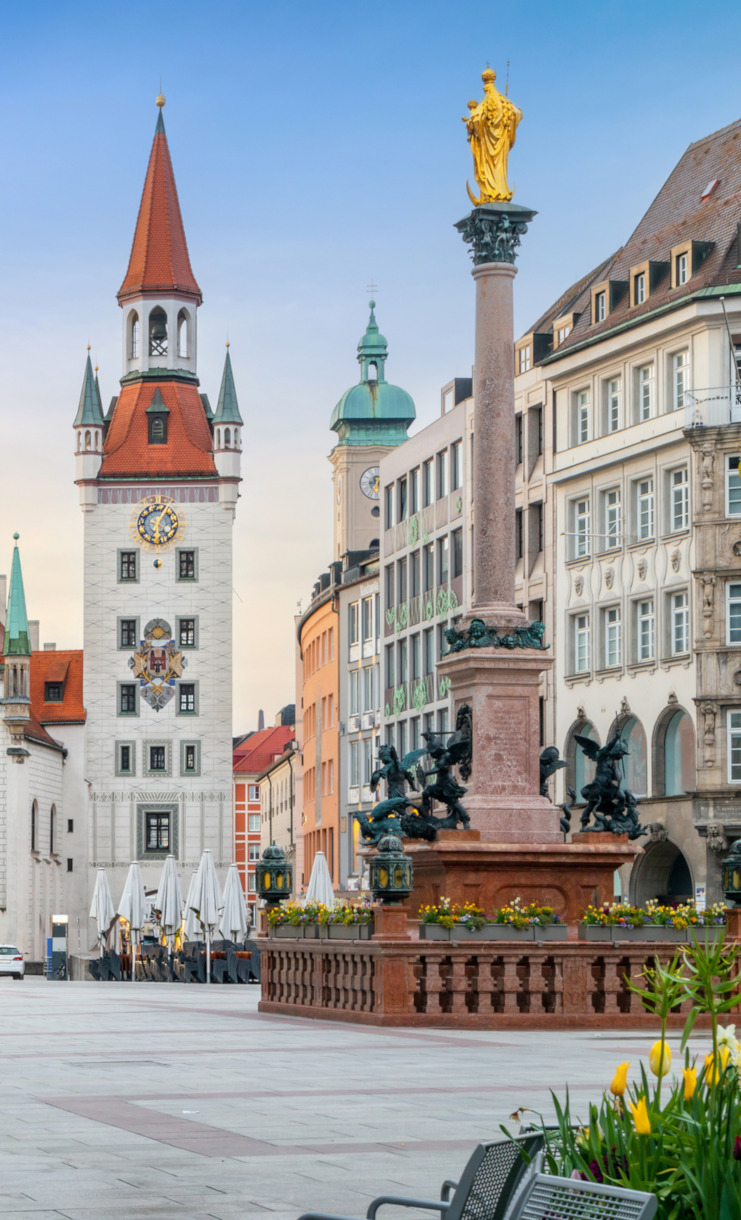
<box><xmin>721</xmin><ymin>839</ymin><xmax>741</xmax><ymax>907</ymax></box>
<box><xmin>369</xmin><ymin>834</ymin><xmax>413</xmax><ymax>905</ymax></box>
<box><xmin>256</xmin><ymin>843</ymin><xmax>293</xmax><ymax>906</ymax></box>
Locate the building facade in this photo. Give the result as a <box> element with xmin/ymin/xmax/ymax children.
<box><xmin>75</xmin><ymin>102</ymin><xmax>241</xmax><ymax>942</ymax></box>
<box><xmin>233</xmin><ymin>722</ymin><xmax>295</xmax><ymax>921</ymax></box>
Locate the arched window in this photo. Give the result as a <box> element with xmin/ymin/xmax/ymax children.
<box><xmin>367</xmin><ymin>361</ymin><xmax>378</xmax><ymax>382</ymax></box>
<box><xmin>50</xmin><ymin>805</ymin><xmax>57</xmax><ymax>854</ymax></box>
<box><xmin>177</xmin><ymin>309</ymin><xmax>189</xmax><ymax>358</ymax></box>
<box><xmin>619</xmin><ymin>716</ymin><xmax>648</xmax><ymax>797</ymax></box>
<box><xmin>130</xmin><ymin>311</ymin><xmax>140</xmax><ymax>359</ymax></box>
<box><xmin>225</xmin><ymin>427</ymin><xmax>231</xmax><ymax>448</ymax></box>
<box><xmin>149</xmin><ymin>307</ymin><xmax>168</xmax><ymax>357</ymax></box>
<box><xmin>148</xmin><ymin>414</ymin><xmax>167</xmax><ymax>444</ymax></box>
<box><xmin>565</xmin><ymin>720</ymin><xmax>600</xmax><ymax>802</ymax></box>
<box><xmin>85</xmin><ymin>431</ymin><xmax>91</xmax><ymax>450</ymax></box>
<box><xmin>31</xmin><ymin>801</ymin><xmax>37</xmax><ymax>852</ymax></box>
<box><xmin>654</xmin><ymin>708</ymin><xmax>696</xmax><ymax>796</ymax></box>
<box><xmin>216</xmin><ymin>428</ymin><xmax>221</xmax><ymax>449</ymax></box>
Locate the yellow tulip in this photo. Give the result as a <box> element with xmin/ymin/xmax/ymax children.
<box><xmin>610</xmin><ymin>1061</ymin><xmax>630</xmax><ymax>1097</ymax></box>
<box><xmin>649</xmin><ymin>1039</ymin><xmax>672</xmax><ymax>1078</ymax></box>
<box><xmin>705</xmin><ymin>1047</ymin><xmax>730</xmax><ymax>1085</ymax></box>
<box><xmin>628</xmin><ymin>1097</ymin><xmax>651</xmax><ymax>1135</ymax></box>
<box><xmin>682</xmin><ymin>1066</ymin><xmax>697</xmax><ymax>1100</ymax></box>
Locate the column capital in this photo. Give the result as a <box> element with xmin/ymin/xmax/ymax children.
<box><xmin>455</xmin><ymin>201</ymin><xmax>537</xmax><ymax>266</ymax></box>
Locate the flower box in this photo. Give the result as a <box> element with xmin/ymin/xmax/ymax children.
<box><xmin>323</xmin><ymin>923</ymin><xmax>374</xmax><ymax>941</ymax></box>
<box><xmin>273</xmin><ymin>924</ymin><xmax>307</xmax><ymax>938</ymax></box>
<box><xmin>534</xmin><ymin>924</ymin><xmax>569</xmax><ymax>942</ymax></box>
<box><xmin>578</xmin><ymin>925</ymin><xmax>613</xmax><ymax>942</ymax></box>
<box><xmin>419</xmin><ymin>923</ymin><xmax>536</xmax><ymax>942</ymax></box>
<box><xmin>579</xmin><ymin>925</ymin><xmax>698</xmax><ymax>943</ymax></box>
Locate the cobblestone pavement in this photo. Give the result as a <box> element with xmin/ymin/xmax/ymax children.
<box><xmin>0</xmin><ymin>979</ymin><xmax>706</xmax><ymax>1219</ymax></box>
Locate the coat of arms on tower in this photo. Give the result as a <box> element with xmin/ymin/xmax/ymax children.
<box><xmin>128</xmin><ymin>618</ymin><xmax>186</xmax><ymax>711</ymax></box>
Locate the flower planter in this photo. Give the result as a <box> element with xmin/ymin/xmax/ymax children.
<box><xmin>578</xmin><ymin>925</ymin><xmax>616</xmax><ymax>942</ymax></box>
<box><xmin>534</xmin><ymin>924</ymin><xmax>569</xmax><ymax>942</ymax></box>
<box><xmin>419</xmin><ymin>923</ymin><xmax>535</xmax><ymax>942</ymax></box>
<box><xmin>324</xmin><ymin>923</ymin><xmax>374</xmax><ymax>941</ymax></box>
<box><xmin>273</xmin><ymin>924</ymin><xmax>306</xmax><ymax>938</ymax></box>
<box><xmin>578</xmin><ymin>925</ymin><xmax>715</xmax><ymax>943</ymax></box>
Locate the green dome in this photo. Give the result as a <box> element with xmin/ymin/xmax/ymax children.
<box><xmin>331</xmin><ymin>301</ymin><xmax>415</xmax><ymax>446</ymax></box>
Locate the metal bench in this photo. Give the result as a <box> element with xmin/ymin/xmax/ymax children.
<box><xmin>298</xmin><ymin>1135</ymin><xmax>544</xmax><ymax>1220</ymax></box>
<box><xmin>505</xmin><ymin>1171</ymin><xmax>657</xmax><ymax>1219</ymax></box>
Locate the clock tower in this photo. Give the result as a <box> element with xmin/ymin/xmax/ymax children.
<box><xmin>74</xmin><ymin>98</ymin><xmax>241</xmax><ymax>930</ymax></box>
<box><xmin>329</xmin><ymin>301</ymin><xmax>415</xmax><ymax>559</ymax></box>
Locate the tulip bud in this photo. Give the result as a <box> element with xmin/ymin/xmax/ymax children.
<box><xmin>649</xmin><ymin>1039</ymin><xmax>671</xmax><ymax>1078</ymax></box>
<box><xmin>628</xmin><ymin>1097</ymin><xmax>651</xmax><ymax>1135</ymax></box>
<box><xmin>682</xmin><ymin>1066</ymin><xmax>697</xmax><ymax>1101</ymax></box>
<box><xmin>610</xmin><ymin>1061</ymin><xmax>630</xmax><ymax>1097</ymax></box>
<box><xmin>734</xmin><ymin>1135</ymin><xmax>741</xmax><ymax>1162</ymax></box>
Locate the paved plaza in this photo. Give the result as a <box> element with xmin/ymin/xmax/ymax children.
<box><xmin>0</xmin><ymin>979</ymin><xmax>709</xmax><ymax>1220</ymax></box>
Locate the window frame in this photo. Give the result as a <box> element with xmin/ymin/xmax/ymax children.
<box><xmin>635</xmin><ymin>477</ymin><xmax>655</xmax><ymax>541</ymax></box>
<box><xmin>605</xmin><ymin>376</ymin><xmax>622</xmax><ymax>434</ymax></box>
<box><xmin>115</xmin><ymin>740</ymin><xmax>136</xmax><ymax>776</ymax></box>
<box><xmin>602</xmin><ymin>487</ymin><xmax>622</xmax><ymax>551</ymax></box>
<box><xmin>728</xmin><ymin>711</ymin><xmax>741</xmax><ymax>784</ymax></box>
<box><xmin>637</xmin><ymin>364</ymin><xmax>655</xmax><ymax>422</ymax></box>
<box><xmin>602</xmin><ymin>604</ymin><xmax>622</xmax><ymax>669</ymax></box>
<box><xmin>180</xmin><ymin>740</ymin><xmax>201</xmax><ymax>776</ymax></box>
<box><xmin>573</xmin><ymin>612</ymin><xmax>590</xmax><ymax>674</ymax></box>
<box><xmin>176</xmin><ymin>548</ymin><xmax>198</xmax><ymax>582</ymax></box>
<box><xmin>118</xmin><ymin>616</ymin><xmax>139</xmax><ymax>649</ymax></box>
<box><xmin>726</xmin><ymin>456</ymin><xmax>741</xmax><ymax>517</ymax></box>
<box><xmin>117</xmin><ymin>682</ymin><xmax>139</xmax><ymax>716</ymax></box>
<box><xmin>144</xmin><ymin>740</ymin><xmax>171</xmax><ymax>777</ymax></box>
<box><xmin>668</xmin><ymin>467</ymin><xmax>689</xmax><ymax>534</ymax></box>
<box><xmin>671</xmin><ymin>350</ymin><xmax>690</xmax><ymax>411</ymax></box>
<box><xmin>635</xmin><ymin>598</ymin><xmax>655</xmax><ymax>662</ymax></box>
<box><xmin>727</xmin><ymin>581</ymin><xmax>741</xmax><ymax>646</ymax></box>
<box><xmin>176</xmin><ymin>681</ymin><xmax>198</xmax><ymax>716</ymax></box>
<box><xmin>177</xmin><ymin>616</ymin><xmax>198</xmax><ymax>648</ymax></box>
<box><xmin>572</xmin><ymin>496</ymin><xmax>591</xmax><ymax>560</ymax></box>
<box><xmin>669</xmin><ymin>589</ymin><xmax>690</xmax><ymax>656</ymax></box>
<box><xmin>118</xmin><ymin>550</ymin><xmax>139</xmax><ymax>583</ymax></box>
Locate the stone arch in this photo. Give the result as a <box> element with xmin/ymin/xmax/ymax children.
<box><xmin>653</xmin><ymin>705</ymin><xmax>696</xmax><ymax>797</ymax></box>
<box><xmin>564</xmin><ymin>718</ymin><xmax>600</xmax><ymax>802</ymax></box>
<box><xmin>148</xmin><ymin>306</ymin><xmax>168</xmax><ymax>357</ymax></box>
<box><xmin>631</xmin><ymin>837</ymin><xmax>693</xmax><ymax>906</ymax></box>
<box><xmin>128</xmin><ymin>309</ymin><xmax>140</xmax><ymax>359</ymax></box>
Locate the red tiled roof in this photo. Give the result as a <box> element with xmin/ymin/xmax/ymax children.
<box><xmin>117</xmin><ymin>115</ymin><xmax>202</xmax><ymax>304</ymax></box>
<box><xmin>233</xmin><ymin>725</ymin><xmax>294</xmax><ymax>775</ymax></box>
<box><xmin>30</xmin><ymin>650</ymin><xmax>85</xmax><ymax>725</ymax></box>
<box><xmin>99</xmin><ymin>380</ymin><xmax>217</xmax><ymax>478</ymax></box>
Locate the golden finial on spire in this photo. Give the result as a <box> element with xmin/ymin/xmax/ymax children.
<box><xmin>86</xmin><ymin>344</ymin><xmax>91</xmax><ymax>352</ymax></box>
<box><xmin>156</xmin><ymin>93</ymin><xmax>166</xmax><ymax>109</ymax></box>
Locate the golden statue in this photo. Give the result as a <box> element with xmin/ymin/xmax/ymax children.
<box><xmin>464</xmin><ymin>67</ymin><xmax>522</xmax><ymax>205</ymax></box>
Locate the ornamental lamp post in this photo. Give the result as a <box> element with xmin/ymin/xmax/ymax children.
<box><xmin>369</xmin><ymin>835</ymin><xmax>413</xmax><ymax>905</ymax></box>
<box><xmin>256</xmin><ymin>843</ymin><xmax>293</xmax><ymax>907</ymax></box>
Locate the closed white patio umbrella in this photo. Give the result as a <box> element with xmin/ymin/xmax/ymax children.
<box><xmin>153</xmin><ymin>854</ymin><xmax>183</xmax><ymax>962</ymax></box>
<box><xmin>189</xmin><ymin>849</ymin><xmax>223</xmax><ymax>984</ymax></box>
<box><xmin>89</xmin><ymin>869</ymin><xmax>116</xmax><ymax>957</ymax></box>
<box><xmin>306</xmin><ymin>850</ymin><xmax>334</xmax><ymax>906</ymax></box>
<box><xmin>182</xmin><ymin>871</ymin><xmax>200</xmax><ymax>943</ymax></box>
<box><xmin>219</xmin><ymin>863</ymin><xmax>249</xmax><ymax>943</ymax></box>
<box><xmin>117</xmin><ymin>861</ymin><xmax>147</xmax><ymax>982</ymax></box>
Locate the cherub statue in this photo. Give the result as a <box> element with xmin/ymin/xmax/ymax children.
<box><xmin>418</xmin><ymin>732</ymin><xmax>470</xmax><ymax>829</ymax></box>
<box><xmin>355</xmin><ymin>744</ymin><xmax>431</xmax><ymax>844</ymax></box>
<box><xmin>563</xmin><ymin>733</ymin><xmax>647</xmax><ymax>840</ymax></box>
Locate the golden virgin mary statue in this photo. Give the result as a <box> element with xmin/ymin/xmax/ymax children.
<box><xmin>464</xmin><ymin>67</ymin><xmax>522</xmax><ymax>204</ymax></box>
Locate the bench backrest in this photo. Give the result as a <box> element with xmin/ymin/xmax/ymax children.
<box><xmin>448</xmin><ymin>1136</ymin><xmax>544</xmax><ymax>1220</ymax></box>
<box><xmin>505</xmin><ymin>1172</ymin><xmax>657</xmax><ymax>1220</ymax></box>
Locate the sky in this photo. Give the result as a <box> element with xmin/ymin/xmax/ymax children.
<box><xmin>2</xmin><ymin>0</ymin><xmax>741</xmax><ymax>731</ymax></box>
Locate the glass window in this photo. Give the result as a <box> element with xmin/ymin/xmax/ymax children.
<box><xmin>670</xmin><ymin>468</ymin><xmax>689</xmax><ymax>532</ymax></box>
<box><xmin>437</xmin><ymin>536</ymin><xmax>449</xmax><ymax>585</ymax></box>
<box><xmin>518</xmin><ymin>346</ymin><xmax>531</xmax><ymax>374</ymax></box>
<box><xmin>384</xmin><ymin>485</ymin><xmax>394</xmax><ymax>528</ymax></box>
<box><xmin>604</xmin><ymin>606</ymin><xmax>621</xmax><ymax>668</ymax></box>
<box><xmin>248</xmin><ymin>844</ymin><xmax>260</xmax><ymax>862</ymax></box>
<box><xmin>451</xmin><ymin>441</ymin><xmax>462</xmax><ymax>490</ymax></box>
<box><xmin>423</xmin><ymin>628</ymin><xmax>434</xmax><ymax>675</ymax></box>
<box><xmin>120</xmin><ymin>619</ymin><xmax>137</xmax><ymax>648</ymax></box>
<box><xmin>148</xmin><ymin>414</ymin><xmax>167</xmax><ymax>444</ymax></box>
<box><xmin>362</xmin><ymin>665</ymin><xmax>373</xmax><ymax>712</ymax></box>
<box><xmin>146</xmin><ymin>812</ymin><xmax>169</xmax><ymax>851</ymax></box>
<box><xmin>397</xmin><ymin>558</ymin><xmax>407</xmax><ymax>604</ymax></box>
<box><xmin>634</xmin><ymin>272</ymin><xmax>646</xmax><ymax>305</ymax></box>
<box><xmin>621</xmin><ymin>717</ymin><xmax>647</xmax><ymax>797</ymax></box>
<box><xmin>149</xmin><ymin>746</ymin><xmax>166</xmax><ymax>772</ymax></box>
<box><xmin>574</xmin><ymin>614</ymin><xmax>590</xmax><ymax>673</ymax></box>
<box><xmin>410</xmin><ymin>717</ymin><xmax>420</xmax><ymax>750</ymax></box>
<box><xmin>594</xmin><ymin>291</ymin><xmax>606</xmax><ymax>323</ymax></box>
<box><xmin>385</xmin><ymin>644</ymin><xmax>394</xmax><ymax>688</ymax></box>
<box><xmin>397</xmin><ymin>639</ymin><xmax>408</xmax><ymax>683</ymax></box>
<box><xmin>348</xmin><ymin>602</ymin><xmax>359</xmax><ymax>645</ymax></box>
<box><xmin>726</xmin><ymin>456</ymin><xmax>741</xmax><ymax>516</ymax></box>
<box><xmin>119</xmin><ymin>745</ymin><xmax>132</xmax><ymax>773</ymax></box>
<box><xmin>606</xmin><ymin>378</ymin><xmax>621</xmax><ymax>433</ymax></box>
<box><xmin>516</xmin><ymin>509</ymin><xmax>523</xmax><ymax>560</ymax></box>
<box><xmin>248</xmin><ymin>813</ymin><xmax>260</xmax><ymax>832</ymax></box>
<box><xmin>422</xmin><ymin>460</ymin><xmax>433</xmax><ymax>507</ymax></box>
<box><xmin>670</xmin><ymin>591</ymin><xmax>689</xmax><ymax>655</ymax></box>
<box><xmin>637</xmin><ymin>599</ymin><xmax>654</xmax><ymax>661</ymax></box>
<box><xmin>120</xmin><ymin>551</ymin><xmax>137</xmax><ymax>581</ymax></box>
<box><xmin>349</xmin><ymin>740</ymin><xmax>360</xmax><ymax>788</ymax></box>
<box><xmin>119</xmin><ymin>684</ymin><xmax>137</xmax><ymax>714</ymax></box>
<box><xmin>603</xmin><ymin>488</ymin><xmax>621</xmax><ymax>549</ymax></box>
<box><xmin>729</xmin><ymin>711</ymin><xmax>741</xmax><ymax>782</ymax></box>
<box><xmin>184</xmin><ymin>744</ymin><xmax>197</xmax><ymax>772</ymax></box>
<box><xmin>178</xmin><ymin>550</ymin><xmax>196</xmax><ymax>580</ymax></box>
<box><xmin>516</xmin><ymin>415</ymin><xmax>523</xmax><ymax>465</ymax></box>
<box><xmin>557</xmin><ymin>324</ymin><xmax>571</xmax><ymax>344</ymax></box>
<box><xmin>362</xmin><ymin>597</ymin><xmax>373</xmax><ymax>640</ymax></box>
<box><xmin>363</xmin><ymin>738</ymin><xmax>373</xmax><ymax>785</ymax></box>
<box><xmin>45</xmin><ymin>682</ymin><xmax>63</xmax><ymax>702</ymax></box>
<box><xmin>575</xmin><ymin>390</ymin><xmax>590</xmax><ymax>444</ymax></box>
<box><xmin>637</xmin><ymin>478</ymin><xmax>654</xmax><ymax>540</ymax></box>
<box><xmin>397</xmin><ymin>477</ymin><xmax>407</xmax><ymax>521</ymax></box>
<box><xmin>349</xmin><ymin>669</ymin><xmax>359</xmax><ymax>715</ymax></box>
<box><xmin>638</xmin><ymin>365</ymin><xmax>654</xmax><ymax>421</ymax></box>
<box><xmin>423</xmin><ymin>544</ymin><xmax>434</xmax><ymax>592</ymax></box>
<box><xmin>664</xmin><ymin>710</ymin><xmax>695</xmax><ymax>795</ymax></box>
<box><xmin>452</xmin><ymin>529</ymin><xmax>463</xmax><ymax>578</ymax></box>
<box><xmin>676</xmin><ymin>252</ymin><xmax>689</xmax><ymax>286</ymax></box>
<box><xmin>411</xmin><ymin>633</ymin><xmax>421</xmax><ymax>680</ymax></box>
<box><xmin>179</xmin><ymin>618</ymin><xmax>196</xmax><ymax>647</ymax></box>
<box><xmin>179</xmin><ymin>683</ymin><xmax>196</xmax><ymax>713</ymax></box>
<box><xmin>573</xmin><ymin>497</ymin><xmax>590</xmax><ymax>559</ymax></box>
<box><xmin>728</xmin><ymin>583</ymin><xmax>741</xmax><ymax>644</ymax></box>
<box><xmin>410</xmin><ymin>468</ymin><xmax>420</xmax><ymax>513</ymax></box>
<box><xmin>672</xmin><ymin>350</ymin><xmax>690</xmax><ymax>410</ymax></box>
<box><xmin>248</xmin><ymin>784</ymin><xmax>259</xmax><ymax>801</ymax></box>
<box><xmin>385</xmin><ymin>564</ymin><xmax>394</xmax><ymax>610</ymax></box>
<box><xmin>436</xmin><ymin>450</ymin><xmax>449</xmax><ymax>499</ymax></box>
<box><xmin>410</xmin><ymin>550</ymin><xmax>420</xmax><ymax>597</ymax></box>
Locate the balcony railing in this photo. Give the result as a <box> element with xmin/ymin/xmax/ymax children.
<box><xmin>684</xmin><ymin>386</ymin><xmax>741</xmax><ymax>428</ymax></box>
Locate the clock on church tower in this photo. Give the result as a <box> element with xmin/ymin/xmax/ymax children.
<box><xmin>73</xmin><ymin>97</ymin><xmax>243</xmax><ymax>934</ymax></box>
<box><xmin>328</xmin><ymin>302</ymin><xmax>415</xmax><ymax>560</ymax></box>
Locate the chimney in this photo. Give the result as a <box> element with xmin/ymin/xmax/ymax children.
<box><xmin>43</xmin><ymin>643</ymin><xmax>57</xmax><ymax>651</ymax></box>
<box><xmin>258</xmin><ymin>708</ymin><xmax>265</xmax><ymax>731</ymax></box>
<box><xmin>29</xmin><ymin>621</ymin><xmax>40</xmax><ymax>653</ymax></box>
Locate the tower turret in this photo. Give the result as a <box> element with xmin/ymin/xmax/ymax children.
<box><xmin>213</xmin><ymin>344</ymin><xmax>243</xmax><ymax>498</ymax></box>
<box><xmin>0</xmin><ymin>536</ymin><xmax>32</xmax><ymax>743</ymax></box>
<box><xmin>74</xmin><ymin>351</ymin><xmax>105</xmax><ymax>500</ymax></box>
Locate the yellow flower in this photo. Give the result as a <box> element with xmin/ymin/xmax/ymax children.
<box><xmin>610</xmin><ymin>1061</ymin><xmax>630</xmax><ymax>1097</ymax></box>
<box><xmin>628</xmin><ymin>1097</ymin><xmax>651</xmax><ymax>1135</ymax></box>
<box><xmin>649</xmin><ymin>1040</ymin><xmax>672</xmax><ymax>1078</ymax></box>
<box><xmin>682</xmin><ymin>1066</ymin><xmax>697</xmax><ymax>1100</ymax></box>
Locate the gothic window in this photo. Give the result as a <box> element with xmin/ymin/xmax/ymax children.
<box><xmin>177</xmin><ymin>309</ymin><xmax>189</xmax><ymax>358</ymax></box>
<box><xmin>148</xmin><ymin>414</ymin><xmax>167</xmax><ymax>444</ymax></box>
<box><xmin>148</xmin><ymin>307</ymin><xmax>168</xmax><ymax>357</ymax></box>
<box><xmin>225</xmin><ymin>427</ymin><xmax>231</xmax><ymax>447</ymax></box>
<box><xmin>130</xmin><ymin>312</ymin><xmax>140</xmax><ymax>359</ymax></box>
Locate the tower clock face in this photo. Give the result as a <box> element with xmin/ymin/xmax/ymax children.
<box><xmin>360</xmin><ymin>466</ymin><xmax>380</xmax><ymax>500</ymax></box>
<box><xmin>130</xmin><ymin>495</ymin><xmax>185</xmax><ymax>551</ymax></box>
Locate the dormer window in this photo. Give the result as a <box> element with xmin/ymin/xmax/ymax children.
<box><xmin>148</xmin><ymin>414</ymin><xmax>167</xmax><ymax>444</ymax></box>
<box><xmin>676</xmin><ymin>252</ymin><xmax>689</xmax><ymax>286</ymax></box>
<box><xmin>557</xmin><ymin>324</ymin><xmax>571</xmax><ymax>344</ymax></box>
<box><xmin>44</xmin><ymin>682</ymin><xmax>63</xmax><ymax>702</ymax></box>
<box><xmin>594</xmin><ymin>291</ymin><xmax>606</xmax><ymax>323</ymax></box>
<box><xmin>634</xmin><ymin>272</ymin><xmax>646</xmax><ymax>305</ymax></box>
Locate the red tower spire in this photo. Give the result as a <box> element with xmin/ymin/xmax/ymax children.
<box><xmin>117</xmin><ymin>107</ymin><xmax>202</xmax><ymax>304</ymax></box>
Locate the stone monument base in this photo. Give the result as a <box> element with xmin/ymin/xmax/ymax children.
<box><xmin>405</xmin><ymin>830</ymin><xmax>641</xmax><ymax>924</ymax></box>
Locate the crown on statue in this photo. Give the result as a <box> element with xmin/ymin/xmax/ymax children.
<box><xmin>481</xmin><ymin>67</ymin><xmax>496</xmax><ymax>84</ymax></box>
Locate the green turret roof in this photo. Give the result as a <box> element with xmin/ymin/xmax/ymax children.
<box><xmin>213</xmin><ymin>348</ymin><xmax>243</xmax><ymax>424</ymax></box>
<box><xmin>3</xmin><ymin>536</ymin><xmax>31</xmax><ymax>657</ymax></box>
<box><xmin>330</xmin><ymin>301</ymin><xmax>415</xmax><ymax>446</ymax></box>
<box><xmin>74</xmin><ymin>354</ymin><xmax>105</xmax><ymax>427</ymax></box>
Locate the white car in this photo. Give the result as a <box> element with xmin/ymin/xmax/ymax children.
<box><xmin>0</xmin><ymin>946</ymin><xmax>24</xmax><ymax>979</ymax></box>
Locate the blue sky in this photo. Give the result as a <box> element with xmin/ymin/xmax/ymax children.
<box><xmin>2</xmin><ymin>0</ymin><xmax>741</xmax><ymax>727</ymax></box>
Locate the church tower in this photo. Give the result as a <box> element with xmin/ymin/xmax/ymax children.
<box><xmin>75</xmin><ymin>99</ymin><xmax>241</xmax><ymax>928</ymax></box>
<box><xmin>329</xmin><ymin>302</ymin><xmax>415</xmax><ymax>559</ymax></box>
